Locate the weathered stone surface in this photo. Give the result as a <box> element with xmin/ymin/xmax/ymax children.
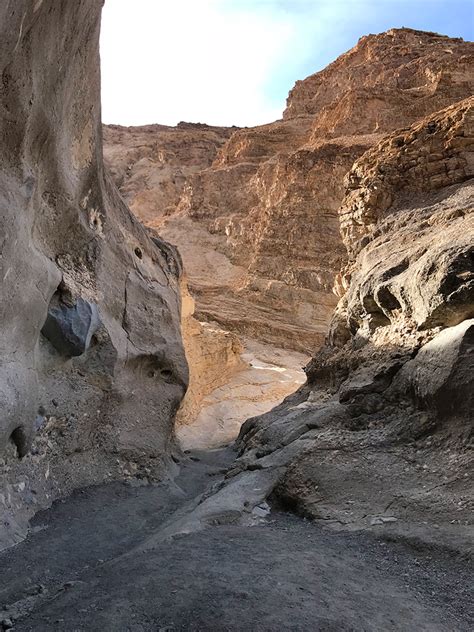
<box><xmin>103</xmin><ymin>122</ymin><xmax>237</xmax><ymax>226</ymax></box>
<box><xmin>178</xmin><ymin>281</ymin><xmax>244</xmax><ymax>426</ymax></box>
<box><xmin>395</xmin><ymin>319</ymin><xmax>474</xmax><ymax>418</ymax></box>
<box><xmin>105</xmin><ymin>29</ymin><xmax>474</xmax><ymax>356</ymax></box>
<box><xmin>284</xmin><ymin>28</ymin><xmax>474</xmax><ymax>133</ymax></box>
<box><xmin>0</xmin><ymin>0</ymin><xmax>187</xmax><ymax>549</ymax></box>
<box><xmin>333</xmin><ymin>98</ymin><xmax>474</xmax><ymax>340</ymax></box>
<box><xmin>41</xmin><ymin>298</ymin><xmax>101</xmax><ymax>357</ymax></box>
<box><xmin>201</xmin><ymin>99</ymin><xmax>474</xmax><ymax>547</ymax></box>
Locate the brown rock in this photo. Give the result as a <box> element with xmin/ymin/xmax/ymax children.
<box><xmin>105</xmin><ymin>29</ymin><xmax>474</xmax><ymax>355</ymax></box>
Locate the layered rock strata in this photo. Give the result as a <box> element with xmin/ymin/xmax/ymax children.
<box><xmin>157</xmin><ymin>99</ymin><xmax>473</xmax><ymax>549</ymax></box>
<box><xmin>235</xmin><ymin>99</ymin><xmax>474</xmax><ymax>539</ymax></box>
<box><xmin>0</xmin><ymin>0</ymin><xmax>187</xmax><ymax>549</ymax></box>
<box><xmin>105</xmin><ymin>28</ymin><xmax>474</xmax><ymax>355</ymax></box>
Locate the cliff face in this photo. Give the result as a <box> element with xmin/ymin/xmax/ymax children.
<box><xmin>0</xmin><ymin>0</ymin><xmax>187</xmax><ymax>549</ymax></box>
<box><xmin>103</xmin><ymin>123</ymin><xmax>236</xmax><ymax>226</ymax></box>
<box><xmin>105</xmin><ymin>28</ymin><xmax>474</xmax><ymax>355</ymax></box>
<box><xmin>221</xmin><ymin>99</ymin><xmax>473</xmax><ymax>543</ymax></box>
<box><xmin>284</xmin><ymin>28</ymin><xmax>473</xmax><ymax>135</ymax></box>
<box><xmin>155</xmin><ymin>97</ymin><xmax>473</xmax><ymax>550</ymax></box>
<box><xmin>2</xmin><ymin>10</ymin><xmax>473</xmax><ymax>554</ymax></box>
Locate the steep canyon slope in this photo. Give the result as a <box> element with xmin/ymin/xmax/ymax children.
<box><xmin>105</xmin><ymin>28</ymin><xmax>474</xmax><ymax>355</ymax></box>
<box><xmin>174</xmin><ymin>97</ymin><xmax>473</xmax><ymax>551</ymax></box>
<box><xmin>0</xmin><ymin>0</ymin><xmax>188</xmax><ymax>549</ymax></box>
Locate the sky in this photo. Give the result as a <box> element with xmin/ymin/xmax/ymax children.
<box><xmin>100</xmin><ymin>0</ymin><xmax>474</xmax><ymax>127</ymax></box>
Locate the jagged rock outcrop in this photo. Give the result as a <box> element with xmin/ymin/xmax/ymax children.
<box><xmin>105</xmin><ymin>29</ymin><xmax>474</xmax><ymax>355</ymax></box>
<box><xmin>0</xmin><ymin>0</ymin><xmax>187</xmax><ymax>549</ymax></box>
<box><xmin>332</xmin><ymin>97</ymin><xmax>474</xmax><ymax>340</ymax></box>
<box><xmin>167</xmin><ymin>99</ymin><xmax>473</xmax><ymax>548</ymax></box>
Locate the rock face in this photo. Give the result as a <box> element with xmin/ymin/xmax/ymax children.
<box><xmin>0</xmin><ymin>0</ymin><xmax>187</xmax><ymax>549</ymax></box>
<box><xmin>105</xmin><ymin>28</ymin><xmax>474</xmax><ymax>355</ymax></box>
<box><xmin>178</xmin><ymin>282</ymin><xmax>244</xmax><ymax>426</ymax></box>
<box><xmin>177</xmin><ymin>98</ymin><xmax>473</xmax><ymax>547</ymax></box>
<box><xmin>103</xmin><ymin>123</ymin><xmax>237</xmax><ymax>226</ymax></box>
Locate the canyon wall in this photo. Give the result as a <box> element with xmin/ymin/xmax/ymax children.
<box><xmin>153</xmin><ymin>97</ymin><xmax>472</xmax><ymax>547</ymax></box>
<box><xmin>105</xmin><ymin>28</ymin><xmax>474</xmax><ymax>355</ymax></box>
<box><xmin>1</xmin><ymin>8</ymin><xmax>473</xmax><ymax>553</ymax></box>
<box><xmin>0</xmin><ymin>0</ymin><xmax>187</xmax><ymax>549</ymax></box>
<box><xmin>221</xmin><ymin>99</ymin><xmax>474</xmax><ymax>543</ymax></box>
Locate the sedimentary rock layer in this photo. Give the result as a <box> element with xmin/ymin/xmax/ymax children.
<box><xmin>105</xmin><ymin>28</ymin><xmax>474</xmax><ymax>354</ymax></box>
<box><xmin>170</xmin><ymin>99</ymin><xmax>473</xmax><ymax>547</ymax></box>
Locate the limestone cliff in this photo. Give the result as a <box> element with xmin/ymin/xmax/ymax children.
<box><xmin>0</xmin><ymin>0</ymin><xmax>187</xmax><ymax>549</ymax></box>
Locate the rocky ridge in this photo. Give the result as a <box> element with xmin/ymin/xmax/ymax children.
<box><xmin>105</xmin><ymin>28</ymin><xmax>474</xmax><ymax>356</ymax></box>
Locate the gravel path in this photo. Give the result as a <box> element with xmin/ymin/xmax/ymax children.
<box><xmin>0</xmin><ymin>448</ymin><xmax>472</xmax><ymax>631</ymax></box>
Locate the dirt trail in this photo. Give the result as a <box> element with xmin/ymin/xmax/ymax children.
<box><xmin>0</xmin><ymin>445</ymin><xmax>472</xmax><ymax>632</ymax></box>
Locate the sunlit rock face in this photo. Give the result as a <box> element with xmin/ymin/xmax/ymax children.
<box><xmin>104</xmin><ymin>28</ymin><xmax>474</xmax><ymax>355</ymax></box>
<box><xmin>231</xmin><ymin>99</ymin><xmax>473</xmax><ymax>535</ymax></box>
<box><xmin>0</xmin><ymin>0</ymin><xmax>187</xmax><ymax>549</ymax></box>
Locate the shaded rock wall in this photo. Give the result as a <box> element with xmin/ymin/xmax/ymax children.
<box><xmin>178</xmin><ymin>282</ymin><xmax>244</xmax><ymax>426</ymax></box>
<box><xmin>0</xmin><ymin>0</ymin><xmax>187</xmax><ymax>549</ymax></box>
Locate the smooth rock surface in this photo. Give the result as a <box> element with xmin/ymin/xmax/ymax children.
<box><xmin>0</xmin><ymin>0</ymin><xmax>187</xmax><ymax>549</ymax></box>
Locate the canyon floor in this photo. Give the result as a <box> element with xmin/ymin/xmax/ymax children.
<box><xmin>1</xmin><ymin>441</ymin><xmax>472</xmax><ymax>632</ymax></box>
<box><xmin>177</xmin><ymin>339</ymin><xmax>307</xmax><ymax>450</ymax></box>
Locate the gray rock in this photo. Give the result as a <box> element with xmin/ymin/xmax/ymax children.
<box><xmin>398</xmin><ymin>319</ymin><xmax>474</xmax><ymax>418</ymax></box>
<box><xmin>0</xmin><ymin>0</ymin><xmax>187</xmax><ymax>549</ymax></box>
<box><xmin>41</xmin><ymin>298</ymin><xmax>101</xmax><ymax>357</ymax></box>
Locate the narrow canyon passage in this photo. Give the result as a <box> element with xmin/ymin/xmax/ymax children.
<box><xmin>1</xmin><ymin>4</ymin><xmax>473</xmax><ymax>631</ymax></box>
<box><xmin>177</xmin><ymin>339</ymin><xmax>307</xmax><ymax>450</ymax></box>
<box><xmin>1</xmin><ymin>446</ymin><xmax>473</xmax><ymax>632</ymax></box>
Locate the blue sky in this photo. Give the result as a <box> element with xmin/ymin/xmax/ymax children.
<box><xmin>100</xmin><ymin>0</ymin><xmax>474</xmax><ymax>127</ymax></box>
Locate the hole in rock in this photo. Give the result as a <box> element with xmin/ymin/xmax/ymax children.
<box><xmin>376</xmin><ymin>286</ymin><xmax>402</xmax><ymax>312</ymax></box>
<box><xmin>9</xmin><ymin>426</ymin><xmax>29</xmax><ymax>458</ymax></box>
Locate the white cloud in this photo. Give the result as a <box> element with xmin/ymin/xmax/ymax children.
<box><xmin>100</xmin><ymin>0</ymin><xmax>296</xmax><ymax>126</ymax></box>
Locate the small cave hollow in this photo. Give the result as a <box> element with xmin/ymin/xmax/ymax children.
<box><xmin>9</xmin><ymin>426</ymin><xmax>29</xmax><ymax>458</ymax></box>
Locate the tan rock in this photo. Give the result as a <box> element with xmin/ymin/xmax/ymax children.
<box><xmin>105</xmin><ymin>29</ymin><xmax>474</xmax><ymax>356</ymax></box>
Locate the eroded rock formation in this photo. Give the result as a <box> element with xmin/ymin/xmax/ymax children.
<box><xmin>0</xmin><ymin>0</ymin><xmax>187</xmax><ymax>549</ymax></box>
<box><xmin>103</xmin><ymin>122</ymin><xmax>237</xmax><ymax>226</ymax></box>
<box><xmin>1</xmin><ymin>9</ymin><xmax>473</xmax><ymax>558</ymax></box>
<box><xmin>155</xmin><ymin>98</ymin><xmax>473</xmax><ymax>548</ymax></box>
<box><xmin>105</xmin><ymin>28</ymin><xmax>474</xmax><ymax>355</ymax></box>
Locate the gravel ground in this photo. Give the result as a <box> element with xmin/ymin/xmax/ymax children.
<box><xmin>0</xmin><ymin>448</ymin><xmax>472</xmax><ymax>632</ymax></box>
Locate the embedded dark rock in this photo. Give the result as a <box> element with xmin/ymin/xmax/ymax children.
<box><xmin>41</xmin><ymin>298</ymin><xmax>101</xmax><ymax>357</ymax></box>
